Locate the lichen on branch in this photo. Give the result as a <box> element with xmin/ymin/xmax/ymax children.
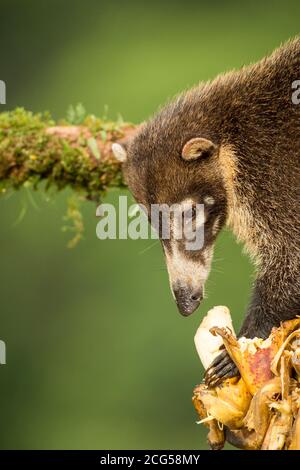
<box><xmin>0</xmin><ymin>107</ymin><xmax>136</xmax><ymax>202</ymax></box>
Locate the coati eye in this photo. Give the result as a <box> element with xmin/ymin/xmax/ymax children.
<box><xmin>182</xmin><ymin>205</ymin><xmax>197</xmax><ymax>223</ymax></box>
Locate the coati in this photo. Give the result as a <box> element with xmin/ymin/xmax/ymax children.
<box><xmin>112</xmin><ymin>38</ymin><xmax>300</xmax><ymax>385</ymax></box>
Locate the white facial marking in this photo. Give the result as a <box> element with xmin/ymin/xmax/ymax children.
<box><xmin>173</xmin><ymin>198</ymin><xmax>195</xmax><ymax>239</ymax></box>
<box><xmin>182</xmin><ymin>199</ymin><xmax>206</xmax><ymax>227</ymax></box>
<box><xmin>204</xmin><ymin>195</ymin><xmax>215</xmax><ymax>206</ymax></box>
<box><xmin>165</xmin><ymin>244</ymin><xmax>213</xmax><ymax>297</ymax></box>
<box><xmin>166</xmin><ymin>245</ymin><xmax>211</xmax><ymax>285</ymax></box>
<box><xmin>163</xmin><ymin>198</ymin><xmax>214</xmax><ymax>295</ymax></box>
<box><xmin>111</xmin><ymin>143</ymin><xmax>127</xmax><ymax>162</ymax></box>
<box><xmin>173</xmin><ymin>198</ymin><xmax>206</xmax><ymax>251</ymax></box>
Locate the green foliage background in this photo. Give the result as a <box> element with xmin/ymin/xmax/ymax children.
<box><xmin>0</xmin><ymin>0</ymin><xmax>299</xmax><ymax>450</ymax></box>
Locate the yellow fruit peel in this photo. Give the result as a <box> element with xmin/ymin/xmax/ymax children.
<box><xmin>193</xmin><ymin>307</ymin><xmax>300</xmax><ymax>450</ymax></box>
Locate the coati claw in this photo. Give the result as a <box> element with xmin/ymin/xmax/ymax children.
<box><xmin>205</xmin><ymin>348</ymin><xmax>228</xmax><ymax>373</ymax></box>
<box><xmin>205</xmin><ymin>351</ymin><xmax>240</xmax><ymax>387</ymax></box>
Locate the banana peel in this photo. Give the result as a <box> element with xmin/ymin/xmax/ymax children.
<box><xmin>211</xmin><ymin>318</ymin><xmax>300</xmax><ymax>395</ymax></box>
<box><xmin>192</xmin><ymin>306</ymin><xmax>300</xmax><ymax>450</ymax></box>
<box><xmin>193</xmin><ymin>377</ymin><xmax>251</xmax><ymax>430</ymax></box>
<box><xmin>192</xmin><ymin>390</ymin><xmax>225</xmax><ymax>450</ymax></box>
<box><xmin>288</xmin><ymin>409</ymin><xmax>300</xmax><ymax>449</ymax></box>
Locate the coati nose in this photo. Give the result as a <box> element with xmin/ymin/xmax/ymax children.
<box><xmin>173</xmin><ymin>286</ymin><xmax>203</xmax><ymax>317</ymax></box>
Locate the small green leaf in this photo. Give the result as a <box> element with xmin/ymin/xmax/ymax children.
<box><xmin>103</xmin><ymin>104</ymin><xmax>109</xmax><ymax>120</ymax></box>
<box><xmin>75</xmin><ymin>103</ymin><xmax>86</xmax><ymax>122</ymax></box>
<box><xmin>87</xmin><ymin>137</ymin><xmax>101</xmax><ymax>160</ymax></box>
<box><xmin>66</xmin><ymin>103</ymin><xmax>86</xmax><ymax>124</ymax></box>
<box><xmin>12</xmin><ymin>201</ymin><xmax>27</xmax><ymax>226</ymax></box>
<box><xmin>66</xmin><ymin>105</ymin><xmax>76</xmax><ymax>124</ymax></box>
<box><xmin>100</xmin><ymin>129</ymin><xmax>107</xmax><ymax>143</ymax></box>
<box><xmin>116</xmin><ymin>113</ymin><xmax>124</xmax><ymax>126</ymax></box>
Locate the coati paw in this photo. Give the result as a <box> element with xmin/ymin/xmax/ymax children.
<box><xmin>204</xmin><ymin>350</ymin><xmax>240</xmax><ymax>388</ymax></box>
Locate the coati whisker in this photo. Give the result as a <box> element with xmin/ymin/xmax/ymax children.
<box><xmin>138</xmin><ymin>240</ymin><xmax>160</xmax><ymax>256</ymax></box>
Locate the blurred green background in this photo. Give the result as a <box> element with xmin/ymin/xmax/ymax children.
<box><xmin>0</xmin><ymin>0</ymin><xmax>298</xmax><ymax>450</ymax></box>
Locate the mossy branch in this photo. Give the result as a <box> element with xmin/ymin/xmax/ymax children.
<box><xmin>0</xmin><ymin>107</ymin><xmax>137</xmax><ymax>202</ymax></box>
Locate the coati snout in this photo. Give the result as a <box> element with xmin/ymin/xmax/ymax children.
<box><xmin>160</xmin><ymin>197</ymin><xmax>215</xmax><ymax>316</ymax></box>
<box><xmin>172</xmin><ymin>284</ymin><xmax>204</xmax><ymax>317</ymax></box>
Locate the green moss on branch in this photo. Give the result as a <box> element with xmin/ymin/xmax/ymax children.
<box><xmin>0</xmin><ymin>108</ymin><xmax>136</xmax><ymax>202</ymax></box>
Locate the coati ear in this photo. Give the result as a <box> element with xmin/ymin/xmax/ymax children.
<box><xmin>181</xmin><ymin>137</ymin><xmax>217</xmax><ymax>161</ymax></box>
<box><xmin>111</xmin><ymin>124</ymin><xmax>144</xmax><ymax>163</ymax></box>
<box><xmin>111</xmin><ymin>143</ymin><xmax>128</xmax><ymax>163</ymax></box>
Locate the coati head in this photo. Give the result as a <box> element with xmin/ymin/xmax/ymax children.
<box><xmin>112</xmin><ymin>92</ymin><xmax>228</xmax><ymax>316</ymax></box>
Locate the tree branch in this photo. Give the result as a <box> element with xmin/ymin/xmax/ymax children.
<box><xmin>0</xmin><ymin>108</ymin><xmax>137</xmax><ymax>202</ymax></box>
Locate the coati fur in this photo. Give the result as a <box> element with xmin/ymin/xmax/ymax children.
<box><xmin>117</xmin><ymin>38</ymin><xmax>300</xmax><ymax>342</ymax></box>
